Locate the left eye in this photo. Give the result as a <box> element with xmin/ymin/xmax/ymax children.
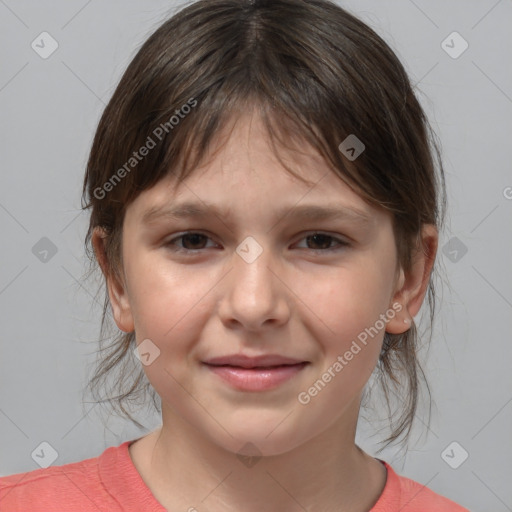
<box><xmin>295</xmin><ymin>233</ymin><xmax>348</xmax><ymax>251</ymax></box>
<box><xmin>165</xmin><ymin>232</ymin><xmax>348</xmax><ymax>253</ymax></box>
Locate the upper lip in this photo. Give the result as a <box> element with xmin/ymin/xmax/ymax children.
<box><xmin>204</xmin><ymin>354</ymin><xmax>307</xmax><ymax>368</ymax></box>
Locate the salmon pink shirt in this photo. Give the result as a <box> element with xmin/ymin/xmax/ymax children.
<box><xmin>0</xmin><ymin>439</ymin><xmax>470</xmax><ymax>511</ymax></box>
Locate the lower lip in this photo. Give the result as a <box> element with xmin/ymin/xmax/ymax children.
<box><xmin>204</xmin><ymin>363</ymin><xmax>308</xmax><ymax>391</ymax></box>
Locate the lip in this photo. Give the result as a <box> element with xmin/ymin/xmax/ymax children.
<box><xmin>203</xmin><ymin>354</ymin><xmax>309</xmax><ymax>392</ymax></box>
<box><xmin>204</xmin><ymin>354</ymin><xmax>306</xmax><ymax>368</ymax></box>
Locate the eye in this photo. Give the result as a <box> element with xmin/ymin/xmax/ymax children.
<box><xmin>294</xmin><ymin>232</ymin><xmax>349</xmax><ymax>252</ymax></box>
<box><xmin>165</xmin><ymin>231</ymin><xmax>349</xmax><ymax>255</ymax></box>
<box><xmin>165</xmin><ymin>232</ymin><xmax>218</xmax><ymax>253</ymax></box>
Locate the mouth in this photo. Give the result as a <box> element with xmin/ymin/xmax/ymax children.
<box><xmin>204</xmin><ymin>354</ymin><xmax>308</xmax><ymax>368</ymax></box>
<box><xmin>203</xmin><ymin>356</ymin><xmax>309</xmax><ymax>391</ymax></box>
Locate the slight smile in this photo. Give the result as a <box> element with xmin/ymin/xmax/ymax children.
<box><xmin>203</xmin><ymin>354</ymin><xmax>310</xmax><ymax>392</ymax></box>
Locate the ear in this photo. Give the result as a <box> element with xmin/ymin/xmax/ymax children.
<box><xmin>91</xmin><ymin>227</ymin><xmax>135</xmax><ymax>333</ymax></box>
<box><xmin>386</xmin><ymin>224</ymin><xmax>438</xmax><ymax>334</ymax></box>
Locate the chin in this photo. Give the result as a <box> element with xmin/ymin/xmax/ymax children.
<box><xmin>209</xmin><ymin>421</ymin><xmax>308</xmax><ymax>458</ymax></box>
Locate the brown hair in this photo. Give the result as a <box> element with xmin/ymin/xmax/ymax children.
<box><xmin>81</xmin><ymin>0</ymin><xmax>446</xmax><ymax>451</ymax></box>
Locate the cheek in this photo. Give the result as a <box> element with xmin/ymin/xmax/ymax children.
<box><xmin>129</xmin><ymin>262</ymin><xmax>216</xmax><ymax>400</ymax></box>
<box><xmin>293</xmin><ymin>265</ymin><xmax>396</xmax><ymax>396</ymax></box>
<box><xmin>294</xmin><ymin>268</ymin><xmax>393</xmax><ymax>410</ymax></box>
<box><xmin>301</xmin><ymin>263</ymin><xmax>395</xmax><ymax>339</ymax></box>
<box><xmin>126</xmin><ymin>251</ymin><xmax>214</xmax><ymax>338</ymax></box>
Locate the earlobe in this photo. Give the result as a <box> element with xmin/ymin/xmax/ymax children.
<box><xmin>386</xmin><ymin>224</ymin><xmax>438</xmax><ymax>334</ymax></box>
<box><xmin>91</xmin><ymin>227</ymin><xmax>135</xmax><ymax>333</ymax></box>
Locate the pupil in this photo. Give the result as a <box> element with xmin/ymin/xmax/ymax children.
<box><xmin>184</xmin><ymin>233</ymin><xmax>205</xmax><ymax>249</ymax></box>
<box><xmin>309</xmin><ymin>234</ymin><xmax>330</xmax><ymax>249</ymax></box>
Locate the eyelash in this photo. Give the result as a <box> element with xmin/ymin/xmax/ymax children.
<box><xmin>164</xmin><ymin>231</ymin><xmax>350</xmax><ymax>255</ymax></box>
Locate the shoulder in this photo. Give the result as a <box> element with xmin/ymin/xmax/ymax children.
<box><xmin>372</xmin><ymin>461</ymin><xmax>471</xmax><ymax>512</ymax></box>
<box><xmin>397</xmin><ymin>472</ymin><xmax>470</xmax><ymax>511</ymax></box>
<box><xmin>0</xmin><ymin>443</ymin><xmax>125</xmax><ymax>512</ymax></box>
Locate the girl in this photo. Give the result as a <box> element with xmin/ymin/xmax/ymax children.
<box><xmin>0</xmin><ymin>0</ymin><xmax>470</xmax><ymax>510</ymax></box>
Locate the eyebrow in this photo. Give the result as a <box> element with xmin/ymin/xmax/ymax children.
<box><xmin>141</xmin><ymin>201</ymin><xmax>373</xmax><ymax>228</ymax></box>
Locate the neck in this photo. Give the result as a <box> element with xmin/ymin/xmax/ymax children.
<box><xmin>129</xmin><ymin>406</ymin><xmax>387</xmax><ymax>512</ymax></box>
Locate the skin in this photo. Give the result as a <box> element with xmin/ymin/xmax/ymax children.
<box><xmin>92</xmin><ymin>109</ymin><xmax>438</xmax><ymax>512</ymax></box>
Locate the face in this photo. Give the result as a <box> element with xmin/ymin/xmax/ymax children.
<box><xmin>99</xmin><ymin>111</ymin><xmax>416</xmax><ymax>457</ymax></box>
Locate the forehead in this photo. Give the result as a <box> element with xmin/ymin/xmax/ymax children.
<box><xmin>127</xmin><ymin>110</ymin><xmax>381</xmax><ymax>225</ymax></box>
<box><xmin>188</xmin><ymin>108</ymin><xmax>326</xmax><ymax>182</ymax></box>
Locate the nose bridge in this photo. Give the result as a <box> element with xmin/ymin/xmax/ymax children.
<box><xmin>221</xmin><ymin>235</ymin><xmax>288</xmax><ymax>328</ymax></box>
<box><xmin>233</xmin><ymin>235</ymin><xmax>276</xmax><ymax>297</ymax></box>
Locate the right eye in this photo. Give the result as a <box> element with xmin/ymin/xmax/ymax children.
<box><xmin>165</xmin><ymin>232</ymin><xmax>219</xmax><ymax>254</ymax></box>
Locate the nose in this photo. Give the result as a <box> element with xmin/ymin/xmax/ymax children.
<box><xmin>217</xmin><ymin>238</ymin><xmax>291</xmax><ymax>332</ymax></box>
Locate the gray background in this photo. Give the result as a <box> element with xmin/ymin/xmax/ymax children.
<box><xmin>1</xmin><ymin>1</ymin><xmax>511</xmax><ymax>510</ymax></box>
